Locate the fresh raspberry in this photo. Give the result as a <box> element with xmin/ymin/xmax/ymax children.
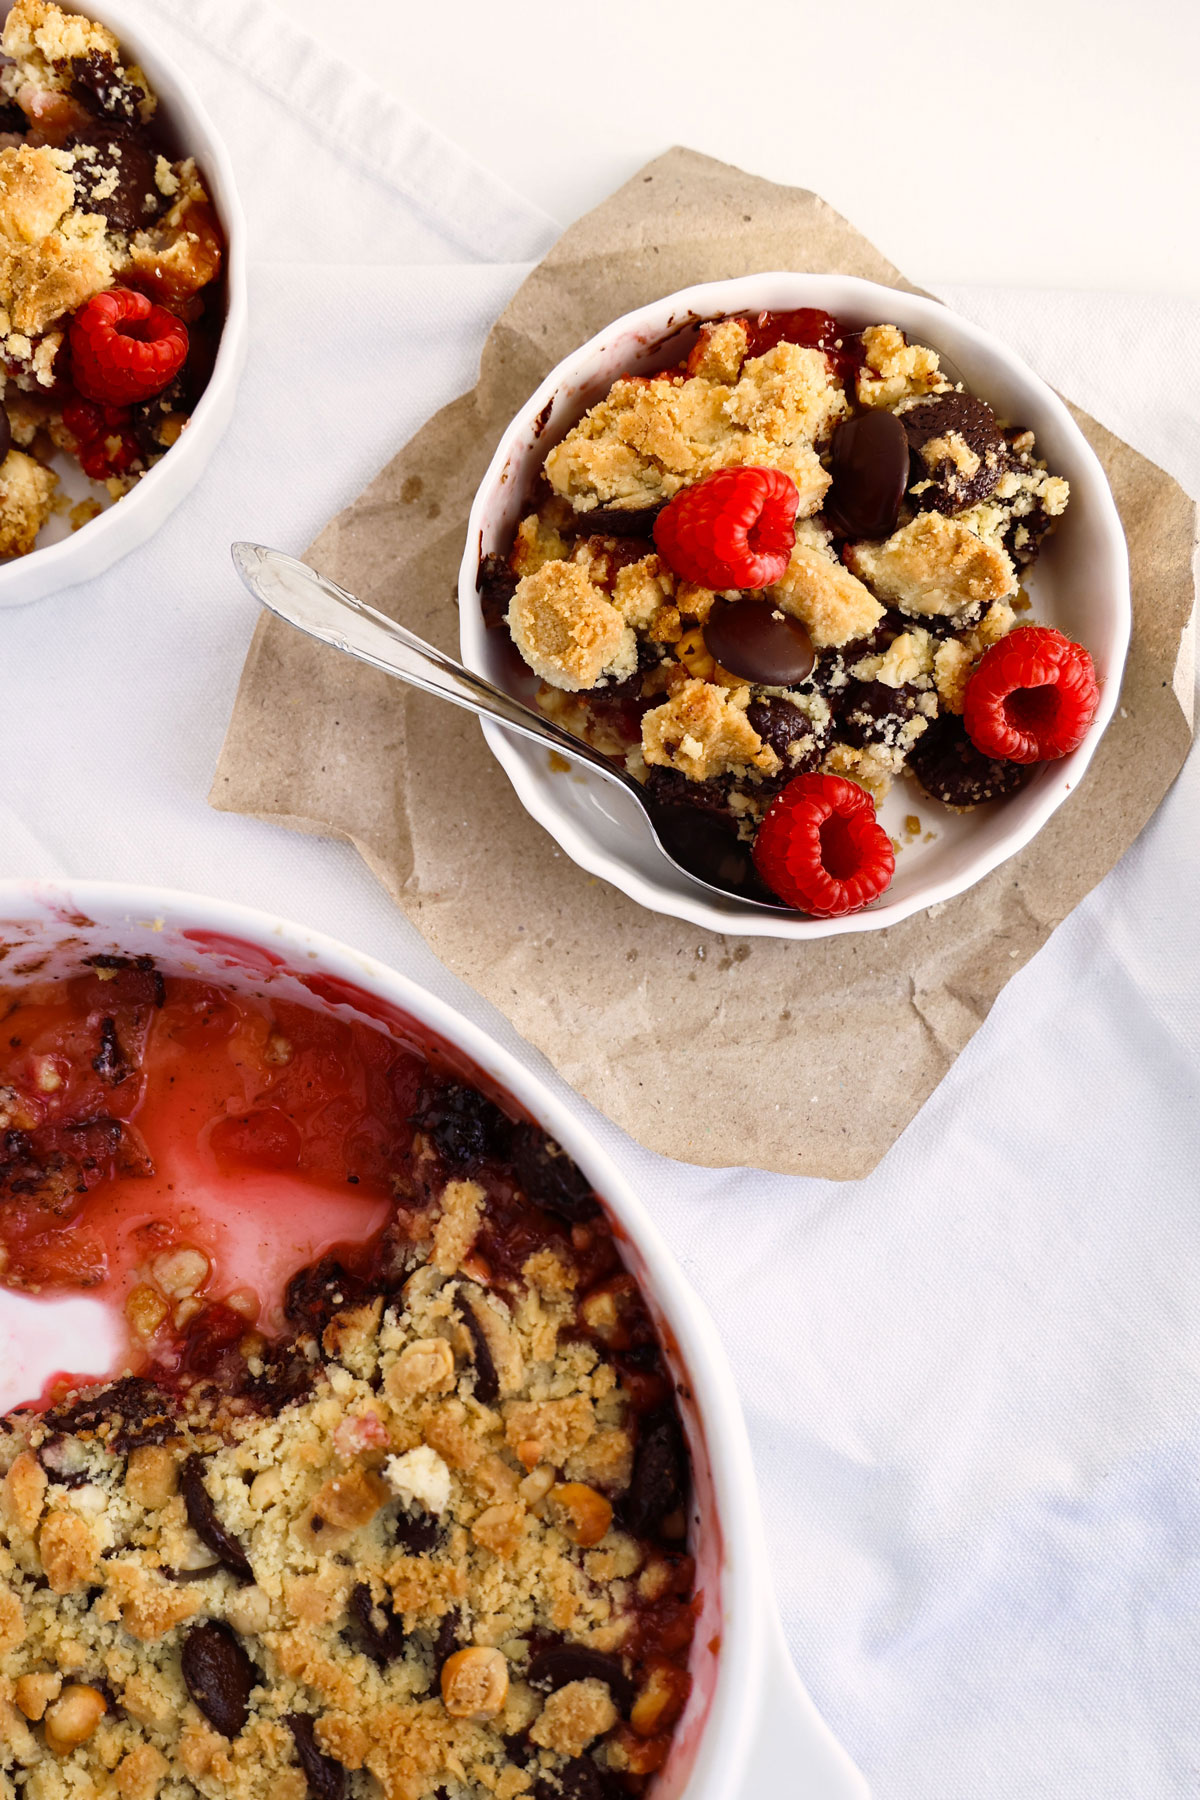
<box><xmin>69</xmin><ymin>287</ymin><xmax>189</xmax><ymax>406</ymax></box>
<box><xmin>963</xmin><ymin>625</ymin><xmax>1099</xmax><ymax>764</ymax></box>
<box><xmin>752</xmin><ymin>773</ymin><xmax>895</xmax><ymax>917</ymax></box>
<box><xmin>653</xmin><ymin>466</ymin><xmax>799</xmax><ymax>590</ymax></box>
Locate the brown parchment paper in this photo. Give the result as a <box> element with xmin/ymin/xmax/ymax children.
<box><xmin>211</xmin><ymin>148</ymin><xmax>1197</xmax><ymax>1179</ymax></box>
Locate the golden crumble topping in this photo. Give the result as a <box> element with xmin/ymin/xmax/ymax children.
<box><xmin>543</xmin><ymin>344</ymin><xmax>839</xmax><ymax>518</ymax></box>
<box><xmin>769</xmin><ymin>521</ymin><xmax>885</xmax><ymax>649</ymax></box>
<box><xmin>506</xmin><ymin>561</ymin><xmax>637</xmax><ymax>693</ymax></box>
<box><xmin>0</xmin><ymin>1170</ymin><xmax>689</xmax><ymax>1800</ymax></box>
<box><xmin>0</xmin><ymin>447</ymin><xmax>57</xmax><ymax>556</ymax></box>
<box><xmin>846</xmin><ymin>513</ymin><xmax>1017</xmax><ymax>618</ymax></box>
<box><xmin>641</xmin><ymin>679</ymin><xmax>777</xmax><ymax>783</ymax></box>
<box><xmin>855</xmin><ymin>323</ymin><xmax>948</xmax><ymax>410</ymax></box>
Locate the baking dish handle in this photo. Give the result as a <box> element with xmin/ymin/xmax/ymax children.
<box><xmin>738</xmin><ymin>1600</ymin><xmax>870</xmax><ymax>1800</ymax></box>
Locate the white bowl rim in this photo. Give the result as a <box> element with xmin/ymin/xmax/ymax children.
<box><xmin>0</xmin><ymin>0</ymin><xmax>248</xmax><ymax>601</ymax></box>
<box><xmin>0</xmin><ymin>876</ymin><xmax>776</xmax><ymax>1800</ymax></box>
<box><xmin>458</xmin><ymin>271</ymin><xmax>1132</xmax><ymax>941</ymax></box>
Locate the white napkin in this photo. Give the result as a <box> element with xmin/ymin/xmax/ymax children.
<box><xmin>2</xmin><ymin>7</ymin><xmax>1198</xmax><ymax>1796</ymax></box>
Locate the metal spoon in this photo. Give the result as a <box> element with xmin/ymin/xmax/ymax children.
<box><xmin>230</xmin><ymin>544</ymin><xmax>792</xmax><ymax>913</ymax></box>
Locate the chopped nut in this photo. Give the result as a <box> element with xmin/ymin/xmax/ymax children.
<box><xmin>2</xmin><ymin>1449</ymin><xmax>47</xmax><ymax>1534</ymax></box>
<box><xmin>441</xmin><ymin>1646</ymin><xmax>509</xmax><ymax>1718</ymax></box>
<box><xmin>548</xmin><ymin>1482</ymin><xmax>613</xmax><ymax>1548</ymax></box>
<box><xmin>124</xmin><ymin>1445</ymin><xmax>177</xmax><ymax>1511</ymax></box>
<box><xmin>43</xmin><ymin>1683</ymin><xmax>107</xmax><ymax>1754</ymax></box>
<box><xmin>150</xmin><ymin>1245</ymin><xmax>209</xmax><ymax>1298</ymax></box>
<box><xmin>385</xmin><ymin>1337</ymin><xmax>456</xmax><ymax>1401</ymax></box>
<box><xmin>125</xmin><ymin>1283</ymin><xmax>168</xmax><ymax>1340</ymax></box>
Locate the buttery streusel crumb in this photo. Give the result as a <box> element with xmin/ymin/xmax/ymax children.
<box><xmin>506</xmin><ymin>561</ymin><xmax>637</xmax><ymax>692</ymax></box>
<box><xmin>845</xmin><ymin>513</ymin><xmax>1017</xmax><ymax>618</ymax></box>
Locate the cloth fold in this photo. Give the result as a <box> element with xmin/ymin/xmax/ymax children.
<box><xmin>0</xmin><ymin>5</ymin><xmax>1197</xmax><ymax>1797</ymax></box>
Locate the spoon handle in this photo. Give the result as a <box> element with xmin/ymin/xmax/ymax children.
<box><xmin>230</xmin><ymin>543</ymin><xmax>637</xmax><ymax>791</ymax></box>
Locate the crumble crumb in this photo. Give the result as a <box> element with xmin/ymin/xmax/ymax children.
<box><xmin>855</xmin><ymin>323</ymin><xmax>948</xmax><ymax>409</ymax></box>
<box><xmin>641</xmin><ymin>678</ymin><xmax>777</xmax><ymax>782</ymax></box>
<box><xmin>507</xmin><ymin>561</ymin><xmax>636</xmax><ymax>692</ymax></box>
<box><xmin>933</xmin><ymin>638</ymin><xmax>974</xmax><ymax>713</ymax></box>
<box><xmin>543</xmin><ymin>347</ymin><xmax>837</xmax><ymax>518</ymax></box>
<box><xmin>769</xmin><ymin>521</ymin><xmax>885</xmax><ymax>648</ymax></box>
<box><xmin>846</xmin><ymin>513</ymin><xmax>1017</xmax><ymax>618</ymax></box>
<box><xmin>0</xmin><ymin>447</ymin><xmax>56</xmax><ymax>557</ymax></box>
<box><xmin>686</xmin><ymin>317</ymin><xmax>748</xmax><ymax>383</ymax></box>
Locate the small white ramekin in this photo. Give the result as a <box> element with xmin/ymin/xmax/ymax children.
<box><xmin>0</xmin><ymin>0</ymin><xmax>247</xmax><ymax>607</ymax></box>
<box><xmin>458</xmin><ymin>273</ymin><xmax>1131</xmax><ymax>940</ymax></box>
<box><xmin>0</xmin><ymin>880</ymin><xmax>868</xmax><ymax>1800</ymax></box>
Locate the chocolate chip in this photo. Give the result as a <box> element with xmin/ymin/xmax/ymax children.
<box><xmin>477</xmin><ymin>552</ymin><xmax>519</xmax><ymax>630</ymax></box>
<box><xmin>839</xmin><ymin>680</ymin><xmax>923</xmax><ymax>749</ymax></box>
<box><xmin>702</xmin><ymin>598</ymin><xmax>815</xmax><ymax>686</ymax></box>
<box><xmin>534</xmin><ymin>1757</ymin><xmax>624</xmax><ymax>1800</ymax></box>
<box><xmin>69</xmin><ymin>50</ymin><xmax>145</xmax><ymax>123</ymax></box>
<box><xmin>907</xmin><ymin>714</ymin><xmax>1035</xmax><ymax>808</ymax></box>
<box><xmin>746</xmin><ymin>697</ymin><xmax>830</xmax><ymax>778</ymax></box>
<box><xmin>511</xmin><ymin>1123</ymin><xmax>599</xmax><ymax>1223</ymax></box>
<box><xmin>526</xmin><ymin>1645</ymin><xmax>634</xmax><ymax>1710</ymax></box>
<box><xmin>181</xmin><ymin>1455</ymin><xmax>254</xmax><ymax>1582</ymax></box>
<box><xmin>620</xmin><ymin>1410</ymin><xmax>688</xmax><ymax>1537</ymax></box>
<box><xmin>580</xmin><ymin>504</ymin><xmax>664</xmax><ymax>539</ymax></box>
<box><xmin>902</xmin><ymin>392</ymin><xmax>1006</xmax><ymax>513</ymax></box>
<box><xmin>42</xmin><ymin>1376</ymin><xmax>174</xmax><ymax>1452</ymax></box>
<box><xmin>413</xmin><ymin>1084</ymin><xmax>512</xmax><ymax>1168</ymax></box>
<box><xmin>286</xmin><ymin>1714</ymin><xmax>348</xmax><ymax>1800</ymax></box>
<box><xmin>394</xmin><ymin>1507</ymin><xmax>442</xmax><ymax>1555</ymax></box>
<box><xmin>643</xmin><ymin>766</ymin><xmax>735</xmax><ymax>820</ymax></box>
<box><xmin>347</xmin><ymin>1583</ymin><xmax>407</xmax><ymax>1667</ymax></box>
<box><xmin>432</xmin><ymin>1610</ymin><xmax>461</xmax><ymax>1674</ymax></box>
<box><xmin>825</xmin><ymin>409</ymin><xmax>910</xmax><ymax>538</ymax></box>
<box><xmin>455</xmin><ymin>1297</ymin><xmax>500</xmax><ymax>1403</ymax></box>
<box><xmin>68</xmin><ymin>124</ymin><xmax>161</xmax><ymax>233</ymax></box>
<box><xmin>181</xmin><ymin>1621</ymin><xmax>255</xmax><ymax>1738</ymax></box>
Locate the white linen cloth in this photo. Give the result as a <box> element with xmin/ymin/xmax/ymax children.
<box><xmin>2</xmin><ymin>6</ymin><xmax>1199</xmax><ymax>1796</ymax></box>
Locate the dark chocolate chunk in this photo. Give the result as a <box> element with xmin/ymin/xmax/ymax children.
<box><xmin>68</xmin><ymin>125</ymin><xmax>161</xmax><ymax>233</ymax></box>
<box><xmin>455</xmin><ymin>1297</ymin><xmax>500</xmax><ymax>1403</ymax></box>
<box><xmin>839</xmin><ymin>680</ymin><xmax>923</xmax><ymax>749</ymax></box>
<box><xmin>526</xmin><ymin>1644</ymin><xmax>634</xmax><ymax>1710</ymax></box>
<box><xmin>69</xmin><ymin>50</ymin><xmax>145</xmax><ymax>123</ymax></box>
<box><xmin>36</xmin><ymin>1433</ymin><xmax>92</xmax><ymax>1488</ymax></box>
<box><xmin>580</xmin><ymin>503</ymin><xmax>664</xmax><ymax>539</ymax></box>
<box><xmin>394</xmin><ymin>1507</ymin><xmax>442</xmax><ymax>1555</ymax></box>
<box><xmin>477</xmin><ymin>551</ymin><xmax>519</xmax><ymax>630</ymax></box>
<box><xmin>511</xmin><ymin>1123</ymin><xmax>599</xmax><ymax>1223</ymax></box>
<box><xmin>702</xmin><ymin>598</ymin><xmax>815</xmax><ymax>686</ymax></box>
<box><xmin>432</xmin><ymin>1610</ymin><xmax>461</xmax><ymax>1674</ymax></box>
<box><xmin>825</xmin><ymin>409</ymin><xmax>910</xmax><ymax>538</ymax></box>
<box><xmin>621</xmin><ymin>1411</ymin><xmax>687</xmax><ymax>1537</ymax></box>
<box><xmin>245</xmin><ymin>1339</ymin><xmax>314</xmax><ymax>1411</ymax></box>
<box><xmin>284</xmin><ymin>1257</ymin><xmax>369</xmax><ymax>1338</ymax></box>
<box><xmin>413</xmin><ymin>1084</ymin><xmax>512</xmax><ymax>1168</ymax></box>
<box><xmin>0</xmin><ymin>102</ymin><xmax>27</xmax><ymax>136</ymax></box>
<box><xmin>534</xmin><ymin>1757</ymin><xmax>624</xmax><ymax>1800</ymax></box>
<box><xmin>643</xmin><ymin>766</ymin><xmax>735</xmax><ymax>820</ymax></box>
<box><xmin>902</xmin><ymin>392</ymin><xmax>1006</xmax><ymax>514</ymax></box>
<box><xmin>0</xmin><ymin>406</ymin><xmax>10</xmax><ymax>465</ymax></box>
<box><xmin>42</xmin><ymin>1376</ymin><xmax>174</xmax><ymax>1452</ymax></box>
<box><xmin>347</xmin><ymin>1582</ymin><xmax>408</xmax><ymax>1667</ymax></box>
<box><xmin>907</xmin><ymin>714</ymin><xmax>1035</xmax><ymax>809</ymax></box>
<box><xmin>286</xmin><ymin>1714</ymin><xmax>348</xmax><ymax>1800</ymax></box>
<box><xmin>181</xmin><ymin>1454</ymin><xmax>254</xmax><ymax>1582</ymax></box>
<box><xmin>746</xmin><ymin>697</ymin><xmax>830</xmax><ymax>778</ymax></box>
<box><xmin>180</xmin><ymin>1621</ymin><xmax>255</xmax><ymax>1738</ymax></box>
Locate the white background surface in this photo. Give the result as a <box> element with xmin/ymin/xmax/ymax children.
<box><xmin>2</xmin><ymin>4</ymin><xmax>1199</xmax><ymax>1799</ymax></box>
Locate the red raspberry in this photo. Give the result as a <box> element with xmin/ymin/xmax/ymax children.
<box><xmin>752</xmin><ymin>773</ymin><xmax>895</xmax><ymax>917</ymax></box>
<box><xmin>653</xmin><ymin>466</ymin><xmax>799</xmax><ymax>590</ymax></box>
<box><xmin>69</xmin><ymin>287</ymin><xmax>189</xmax><ymax>406</ymax></box>
<box><xmin>61</xmin><ymin>394</ymin><xmax>140</xmax><ymax>479</ymax></box>
<box><xmin>963</xmin><ymin>625</ymin><xmax>1099</xmax><ymax>765</ymax></box>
